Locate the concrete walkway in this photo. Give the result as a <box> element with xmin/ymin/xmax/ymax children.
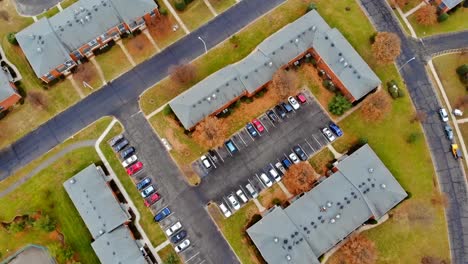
<box><xmin>116</xmin><ymin>40</ymin><xmax>136</xmax><ymax>67</ymax></box>
<box><xmin>142</xmin><ymin>29</ymin><xmax>161</xmax><ymax>52</ymax></box>
<box><xmin>146</xmin><ymin>102</ymin><xmax>168</xmax><ymax>119</ymax></box>
<box><xmin>403</xmin><ymin>1</ymin><xmax>426</xmax><ymax>17</ymax></box>
<box><xmin>89</xmin><ymin>57</ymin><xmax>107</xmax><ymax>85</ymax></box>
<box><xmin>457</xmin><ymin>118</ymin><xmax>468</xmax><ymax>124</ymax></box>
<box><xmin>278</xmin><ymin>182</ymin><xmax>293</xmax><ymax>198</ymax></box>
<box><xmin>162</xmin><ymin>0</ymin><xmax>190</xmax><ymax>34</ymax></box>
<box><xmin>57</xmin><ymin>2</ymin><xmax>63</xmax><ymax>11</ymax></box>
<box><xmin>396</xmin><ymin>7</ymin><xmax>417</xmax><ymax>38</ymax></box>
<box><xmin>67</xmin><ymin>75</ymin><xmax>85</xmax><ymax>99</ymax></box>
<box><xmin>94</xmin><ymin>119</ymin><xmax>163</xmax><ymax>264</ymax></box>
<box><xmin>203</xmin><ymin>0</ymin><xmax>218</xmax><ymax>17</ymax></box>
<box><xmin>428</xmin><ymin>59</ymin><xmax>468</xmax><ymax>171</ymax></box>
<box><xmin>154</xmin><ymin>239</ymin><xmax>170</xmax><ymax>252</ymax></box>
<box><xmin>253</xmin><ymin>198</ymin><xmax>265</xmax><ymax>213</ymax></box>
<box><xmin>327</xmin><ymin>144</ymin><xmax>343</xmax><ymax>159</ymax></box>
<box><xmin>0</xmin><ymin>140</ymin><xmax>96</xmax><ymax>198</ymax></box>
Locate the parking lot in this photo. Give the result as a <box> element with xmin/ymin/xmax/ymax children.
<box><xmin>195</xmin><ymin>92</ymin><xmax>332</xmax><ymax>210</ymax></box>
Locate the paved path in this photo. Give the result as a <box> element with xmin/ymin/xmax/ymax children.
<box><xmin>162</xmin><ymin>0</ymin><xmax>190</xmax><ymax>34</ymax></box>
<box><xmin>0</xmin><ymin>140</ymin><xmax>95</xmax><ymax>198</ymax></box>
<box><xmin>359</xmin><ymin>0</ymin><xmax>468</xmax><ymax>263</ymax></box>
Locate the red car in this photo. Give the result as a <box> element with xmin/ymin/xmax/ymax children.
<box><xmin>297</xmin><ymin>93</ymin><xmax>307</xmax><ymax>104</ymax></box>
<box><xmin>144</xmin><ymin>193</ymin><xmax>160</xmax><ymax>207</ymax></box>
<box><xmin>126</xmin><ymin>161</ymin><xmax>143</xmax><ymax>175</ymax></box>
<box><xmin>252</xmin><ymin>119</ymin><xmax>265</xmax><ymax>133</ymax></box>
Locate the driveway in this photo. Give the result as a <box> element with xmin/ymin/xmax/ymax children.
<box><xmin>13</xmin><ymin>0</ymin><xmax>61</xmax><ymax>16</ymax></box>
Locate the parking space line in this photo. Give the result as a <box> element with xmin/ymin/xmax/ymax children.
<box><xmin>255</xmin><ymin>173</ymin><xmax>266</xmax><ymax>189</ymax></box>
<box><xmin>213</xmin><ymin>149</ymin><xmax>224</xmax><ymax>163</ymax></box>
<box><xmin>246</xmin><ymin>130</ymin><xmax>255</xmax><ymax>141</ymax></box>
<box><xmin>312</xmin><ymin>134</ymin><xmax>322</xmax><ymax>147</ymax></box>
<box><xmin>238</xmin><ymin>132</ymin><xmax>248</xmax><ymax>146</ymax></box>
<box><xmin>198</xmin><ymin>260</ymin><xmax>206</xmax><ymax>264</ymax></box>
<box><xmin>319</xmin><ymin>132</ymin><xmax>330</xmax><ymax>144</ymax></box>
<box><xmin>185</xmin><ymin>252</ymin><xmax>200</xmax><ymax>263</ymax></box>
<box><xmin>305</xmin><ymin>138</ymin><xmax>315</xmax><ymax>152</ymax></box>
<box><xmin>258</xmin><ymin>117</ymin><xmax>269</xmax><ymax>133</ymax></box>
<box><xmin>207</xmin><ymin>155</ymin><xmax>217</xmax><ymax>169</ymax></box>
<box><xmin>230</xmin><ymin>140</ymin><xmax>240</xmax><ymax>153</ymax></box>
<box><xmin>264</xmin><ymin>115</ymin><xmax>275</xmax><ymax>127</ymax></box>
<box><xmin>299</xmin><ymin>143</ymin><xmax>310</xmax><ymax>157</ymax></box>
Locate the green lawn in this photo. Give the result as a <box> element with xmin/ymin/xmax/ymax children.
<box><xmin>60</xmin><ymin>0</ymin><xmax>79</xmax><ymax>9</ymax></box>
<box><xmin>176</xmin><ymin>0</ymin><xmax>214</xmax><ymax>31</ymax></box>
<box><xmin>208</xmin><ymin>0</ymin><xmax>237</xmax><ymax>13</ymax></box>
<box><xmin>37</xmin><ymin>6</ymin><xmax>60</xmax><ymax>19</ymax></box>
<box><xmin>308</xmin><ymin>148</ymin><xmax>334</xmax><ymax>175</ymax></box>
<box><xmin>99</xmin><ymin>123</ymin><xmax>167</xmax><ymax>247</ymax></box>
<box><xmin>432</xmin><ymin>53</ymin><xmax>468</xmax><ymax>113</ymax></box>
<box><xmin>407</xmin><ymin>6</ymin><xmax>468</xmax><ymax>36</ymax></box>
<box><xmin>0</xmin><ymin>117</ymin><xmax>115</xmax><ymax>263</ymax></box>
<box><xmin>94</xmin><ymin>43</ymin><xmax>132</xmax><ymax>81</ymax></box>
<box><xmin>158</xmin><ymin>244</ymin><xmax>181</xmax><ymax>264</ymax></box>
<box><xmin>400</xmin><ymin>0</ymin><xmax>423</xmax><ymax>13</ymax></box>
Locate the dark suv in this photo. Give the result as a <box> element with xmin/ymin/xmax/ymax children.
<box><xmin>113</xmin><ymin>139</ymin><xmax>129</xmax><ymax>152</ymax></box>
<box><xmin>274</xmin><ymin>105</ymin><xmax>286</xmax><ymax>119</ymax></box>
<box><xmin>293</xmin><ymin>145</ymin><xmax>308</xmax><ymax>161</ymax></box>
<box><xmin>267</xmin><ymin>110</ymin><xmax>278</xmax><ymax>123</ymax></box>
<box><xmin>171</xmin><ymin>230</ymin><xmax>187</xmax><ymax>244</ymax></box>
<box><xmin>120</xmin><ymin>147</ymin><xmax>135</xmax><ymax>159</ymax></box>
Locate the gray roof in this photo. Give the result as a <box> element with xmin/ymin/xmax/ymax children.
<box><xmin>441</xmin><ymin>0</ymin><xmax>463</xmax><ymax>9</ymax></box>
<box><xmin>63</xmin><ymin>164</ymin><xmax>130</xmax><ymax>239</ymax></box>
<box><xmin>0</xmin><ymin>69</ymin><xmax>16</xmax><ymax>102</ymax></box>
<box><xmin>247</xmin><ymin>144</ymin><xmax>407</xmax><ymax>264</ymax></box>
<box><xmin>170</xmin><ymin>10</ymin><xmax>380</xmax><ymax>130</ymax></box>
<box><xmin>91</xmin><ymin>225</ymin><xmax>147</xmax><ymax>264</ymax></box>
<box><xmin>16</xmin><ymin>0</ymin><xmax>157</xmax><ymax>78</ymax></box>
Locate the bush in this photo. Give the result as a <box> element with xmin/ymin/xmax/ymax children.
<box><xmin>240</xmin><ymin>96</ymin><xmax>253</xmax><ymax>103</ymax></box>
<box><xmin>387</xmin><ymin>80</ymin><xmax>404</xmax><ymax>98</ymax></box>
<box><xmin>174</xmin><ymin>0</ymin><xmax>186</xmax><ymax>11</ymax></box>
<box><xmin>7</xmin><ymin>32</ymin><xmax>17</xmax><ymax>45</ymax></box>
<box><xmin>159</xmin><ymin>8</ymin><xmax>168</xmax><ymax>16</ymax></box>
<box><xmin>365</xmin><ymin>219</ymin><xmax>378</xmax><ymax>225</ymax></box>
<box><xmin>407</xmin><ymin>132</ymin><xmax>421</xmax><ymax>144</ymax></box>
<box><xmin>254</xmin><ymin>90</ymin><xmax>266</xmax><ymax>98</ymax></box>
<box><xmin>272</xmin><ymin>198</ymin><xmax>282</xmax><ymax>206</ymax></box>
<box><xmin>164</xmin><ymin>253</ymin><xmax>178</xmax><ymax>264</ymax></box>
<box><xmin>35</xmin><ymin>215</ymin><xmax>56</xmax><ymax>232</ymax></box>
<box><xmin>464</xmin><ymin>0</ymin><xmax>468</xmax><ymax>7</ymax></box>
<box><xmin>306</xmin><ymin>3</ymin><xmax>317</xmax><ymax>12</ymax></box>
<box><xmin>162</xmin><ymin>104</ymin><xmax>174</xmax><ymax>116</ymax></box>
<box><xmin>328</xmin><ymin>95</ymin><xmax>352</xmax><ymax>115</ymax></box>
<box><xmin>438</xmin><ymin>13</ymin><xmax>449</xmax><ymax>22</ymax></box>
<box><xmin>8</xmin><ymin>221</ymin><xmax>25</xmax><ymax>233</ymax></box>
<box><xmin>49</xmin><ymin>243</ymin><xmax>74</xmax><ymax>263</ymax></box>
<box><xmin>184</xmin><ymin>0</ymin><xmax>193</xmax><ymax>4</ymax></box>
<box><xmin>310</xmin><ymin>58</ymin><xmax>317</xmax><ymax>66</ymax></box>
<box><xmin>456</xmin><ymin>64</ymin><xmax>468</xmax><ymax>83</ymax></box>
<box><xmin>369</xmin><ymin>32</ymin><xmax>378</xmax><ymax>44</ymax></box>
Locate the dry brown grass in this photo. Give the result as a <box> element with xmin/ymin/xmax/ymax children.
<box><xmin>258</xmin><ymin>185</ymin><xmax>287</xmax><ymax>209</ymax></box>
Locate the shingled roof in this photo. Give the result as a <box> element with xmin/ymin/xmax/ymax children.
<box><xmin>0</xmin><ymin>69</ymin><xmax>17</xmax><ymax>104</ymax></box>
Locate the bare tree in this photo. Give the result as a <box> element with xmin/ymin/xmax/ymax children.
<box><xmin>73</xmin><ymin>64</ymin><xmax>95</xmax><ymax>84</ymax></box>
<box><xmin>454</xmin><ymin>95</ymin><xmax>468</xmax><ymax>109</ymax></box>
<box><xmin>28</xmin><ymin>91</ymin><xmax>48</xmax><ymax>110</ymax></box>
<box><xmin>394</xmin><ymin>0</ymin><xmax>409</xmax><ymax>8</ymax></box>
<box><xmin>282</xmin><ymin>163</ymin><xmax>318</xmax><ymax>196</ymax></box>
<box><xmin>371</xmin><ymin>32</ymin><xmax>401</xmax><ymax>64</ymax></box>
<box><xmin>421</xmin><ymin>256</ymin><xmax>448</xmax><ymax>264</ymax></box>
<box><xmin>339</xmin><ymin>234</ymin><xmax>377</xmax><ymax>264</ymax></box>
<box><xmin>360</xmin><ymin>91</ymin><xmax>392</xmax><ymax>121</ymax></box>
<box><xmin>415</xmin><ymin>5</ymin><xmax>437</xmax><ymax>26</ymax></box>
<box><xmin>0</xmin><ymin>10</ymin><xmax>10</xmax><ymax>22</ymax></box>
<box><xmin>193</xmin><ymin>116</ymin><xmax>227</xmax><ymax>148</ymax></box>
<box><xmin>270</xmin><ymin>69</ymin><xmax>298</xmax><ymax>100</ymax></box>
<box><xmin>169</xmin><ymin>63</ymin><xmax>197</xmax><ymax>85</ymax></box>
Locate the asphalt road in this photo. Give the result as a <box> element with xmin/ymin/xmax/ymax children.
<box><xmin>194</xmin><ymin>92</ymin><xmax>331</xmax><ymax>204</ymax></box>
<box><xmin>359</xmin><ymin>0</ymin><xmax>468</xmax><ymax>263</ymax></box>
<box><xmin>13</xmin><ymin>0</ymin><xmax>61</xmax><ymax>16</ymax></box>
<box><xmin>0</xmin><ymin>0</ymin><xmax>286</xmax><ymax>180</ymax></box>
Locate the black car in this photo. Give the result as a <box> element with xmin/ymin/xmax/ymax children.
<box><xmin>109</xmin><ymin>134</ymin><xmax>124</xmax><ymax>146</ymax></box>
<box><xmin>246</xmin><ymin>123</ymin><xmax>258</xmax><ymax>137</ymax></box>
<box><xmin>267</xmin><ymin>110</ymin><xmax>278</xmax><ymax>123</ymax></box>
<box><xmin>274</xmin><ymin>105</ymin><xmax>286</xmax><ymax>119</ymax></box>
<box><xmin>293</xmin><ymin>145</ymin><xmax>308</xmax><ymax>161</ymax></box>
<box><xmin>171</xmin><ymin>230</ymin><xmax>187</xmax><ymax>244</ymax></box>
<box><xmin>120</xmin><ymin>147</ymin><xmax>135</xmax><ymax>159</ymax></box>
<box><xmin>113</xmin><ymin>139</ymin><xmax>129</xmax><ymax>152</ymax></box>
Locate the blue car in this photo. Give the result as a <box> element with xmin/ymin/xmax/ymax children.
<box><xmin>329</xmin><ymin>123</ymin><xmax>343</xmax><ymax>137</ymax></box>
<box><xmin>282</xmin><ymin>157</ymin><xmax>292</xmax><ymax>169</ymax></box>
<box><xmin>225</xmin><ymin>140</ymin><xmax>238</xmax><ymax>154</ymax></box>
<box><xmin>281</xmin><ymin>102</ymin><xmax>293</xmax><ymax>113</ymax></box>
<box><xmin>246</xmin><ymin>123</ymin><xmax>258</xmax><ymax>137</ymax></box>
<box><xmin>154</xmin><ymin>207</ymin><xmax>171</xmax><ymax>222</ymax></box>
<box><xmin>136</xmin><ymin>177</ymin><xmax>151</xmax><ymax>190</ymax></box>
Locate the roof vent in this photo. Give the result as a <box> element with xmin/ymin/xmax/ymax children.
<box><xmin>330</xmin><ymin>218</ymin><xmax>336</xmax><ymax>224</ymax></box>
<box><xmin>357</xmin><ymin>75</ymin><xmax>361</xmax><ymax>79</ymax></box>
<box><xmin>286</xmin><ymin>254</ymin><xmax>292</xmax><ymax>261</ymax></box>
<box><xmin>29</xmin><ymin>34</ymin><xmax>35</xmax><ymax>40</ymax></box>
<box><xmin>99</xmin><ymin>230</ymin><xmax>104</xmax><ymax>234</ymax></box>
<box><xmin>212</xmin><ymin>94</ymin><xmax>216</xmax><ymax>98</ymax></box>
<box><xmin>326</xmin><ymin>201</ymin><xmax>332</xmax><ymax>208</ymax></box>
<box><xmin>69</xmin><ymin>178</ymin><xmax>76</xmax><ymax>184</ymax></box>
<box><xmin>336</xmin><ymin>214</ymin><xmax>341</xmax><ymax>219</ymax></box>
<box><xmin>312</xmin><ymin>26</ymin><xmax>317</xmax><ymax>31</ymax></box>
<box><xmin>283</xmin><ymin>239</ymin><xmax>288</xmax><ymax>244</ymax></box>
<box><xmin>295</xmin><ymin>38</ymin><xmax>299</xmax><ymax>43</ymax></box>
<box><xmin>344</xmin><ymin>62</ymin><xmax>348</xmax><ymax>67</ymax></box>
<box><xmin>36</xmin><ymin>47</ymin><xmax>42</xmax><ymax>53</ymax></box>
<box><xmin>325</xmin><ymin>36</ymin><xmax>328</xmax><ymax>40</ymax></box>
<box><xmin>320</xmin><ymin>205</ymin><xmax>327</xmax><ymax>212</ymax></box>
<box><xmin>268</xmin><ymin>62</ymin><xmax>273</xmax><ymax>67</ymax></box>
<box><xmin>206</xmin><ymin>97</ymin><xmax>211</xmax><ymax>101</ymax></box>
<box><xmin>280</xmin><ymin>46</ymin><xmax>284</xmax><ymax>50</ymax></box>
<box><xmin>274</xmin><ymin>237</ymin><xmax>279</xmax><ymax>243</ymax></box>
<box><xmin>331</xmin><ymin>43</ymin><xmax>335</xmax><ymax>47</ymax></box>
<box><xmin>107</xmin><ymin>241</ymin><xmax>110</xmax><ymax>245</ymax></box>
<box><xmin>368</xmin><ymin>168</ymin><xmax>374</xmax><ymax>173</ymax></box>
<box><xmin>339</xmin><ymin>57</ymin><xmax>344</xmax><ymax>63</ymax></box>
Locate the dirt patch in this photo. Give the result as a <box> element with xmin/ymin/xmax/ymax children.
<box><xmin>73</xmin><ymin>63</ymin><xmax>98</xmax><ymax>85</ymax></box>
<box><xmin>147</xmin><ymin>15</ymin><xmax>176</xmax><ymax>40</ymax></box>
<box><xmin>309</xmin><ymin>148</ymin><xmax>335</xmax><ymax>175</ymax></box>
<box><xmin>259</xmin><ymin>185</ymin><xmax>288</xmax><ymax>209</ymax></box>
<box><xmin>392</xmin><ymin>199</ymin><xmax>435</xmax><ymax>227</ymax></box>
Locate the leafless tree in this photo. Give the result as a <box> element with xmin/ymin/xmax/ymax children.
<box><xmin>194</xmin><ymin>116</ymin><xmax>227</xmax><ymax>148</ymax></box>
<box><xmin>282</xmin><ymin>162</ymin><xmax>318</xmax><ymax>196</ymax></box>
<box><xmin>339</xmin><ymin>234</ymin><xmax>377</xmax><ymax>264</ymax></box>
<box><xmin>270</xmin><ymin>69</ymin><xmax>298</xmax><ymax>100</ymax></box>
<box><xmin>360</xmin><ymin>91</ymin><xmax>392</xmax><ymax>121</ymax></box>
<box><xmin>415</xmin><ymin>5</ymin><xmax>438</xmax><ymax>26</ymax></box>
<box><xmin>28</xmin><ymin>91</ymin><xmax>48</xmax><ymax>110</ymax></box>
<box><xmin>169</xmin><ymin>63</ymin><xmax>197</xmax><ymax>85</ymax></box>
<box><xmin>371</xmin><ymin>32</ymin><xmax>401</xmax><ymax>64</ymax></box>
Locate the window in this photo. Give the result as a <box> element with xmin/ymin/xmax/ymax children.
<box><xmin>72</xmin><ymin>50</ymin><xmax>83</xmax><ymax>60</ymax></box>
<box><xmin>88</xmin><ymin>39</ymin><xmax>98</xmax><ymax>47</ymax></box>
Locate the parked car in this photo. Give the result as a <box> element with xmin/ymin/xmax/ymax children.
<box><xmin>267</xmin><ymin>110</ymin><xmax>278</xmax><ymax>123</ymax></box>
<box><xmin>274</xmin><ymin>105</ymin><xmax>286</xmax><ymax>119</ymax></box>
<box><xmin>175</xmin><ymin>239</ymin><xmax>190</xmax><ymax>253</ymax></box>
<box><xmin>227</xmin><ymin>194</ymin><xmax>240</xmax><ymax>210</ymax></box>
<box><xmin>288</xmin><ymin>96</ymin><xmax>300</xmax><ymax>110</ymax></box>
<box><xmin>154</xmin><ymin>207</ymin><xmax>171</xmax><ymax>222</ymax></box>
<box><xmin>322</xmin><ymin>127</ymin><xmax>336</xmax><ymax>142</ymax></box>
<box><xmin>329</xmin><ymin>122</ymin><xmax>343</xmax><ymax>137</ymax></box>
<box><xmin>219</xmin><ymin>203</ymin><xmax>232</xmax><ymax>218</ymax></box>
<box><xmin>246</xmin><ymin>123</ymin><xmax>258</xmax><ymax>137</ymax></box>
<box><xmin>236</xmin><ymin>189</ymin><xmax>248</xmax><ymax>203</ymax></box>
<box><xmin>109</xmin><ymin>134</ymin><xmax>124</xmax><ymax>147</ymax></box>
<box><xmin>141</xmin><ymin>185</ymin><xmax>155</xmax><ymax>198</ymax></box>
<box><xmin>275</xmin><ymin>162</ymin><xmax>286</xmax><ymax>175</ymax></box>
<box><xmin>126</xmin><ymin>161</ymin><xmax>143</xmax><ymax>175</ymax></box>
<box><xmin>122</xmin><ymin>155</ymin><xmax>137</xmax><ymax>168</ymax></box>
<box><xmin>453</xmin><ymin>109</ymin><xmax>463</xmax><ymax>117</ymax></box>
<box><xmin>225</xmin><ymin>140</ymin><xmax>238</xmax><ymax>154</ymax></box>
<box><xmin>120</xmin><ymin>146</ymin><xmax>135</xmax><ymax>160</ymax></box>
<box><xmin>200</xmin><ymin>155</ymin><xmax>212</xmax><ymax>169</ymax></box>
<box><xmin>281</xmin><ymin>102</ymin><xmax>293</xmax><ymax>113</ymax></box>
<box><xmin>289</xmin><ymin>153</ymin><xmax>299</xmax><ymax>164</ymax></box>
<box><xmin>252</xmin><ymin>118</ymin><xmax>265</xmax><ymax>133</ymax></box>
<box><xmin>297</xmin><ymin>93</ymin><xmax>307</xmax><ymax>104</ymax></box>
<box><xmin>268</xmin><ymin>167</ymin><xmax>281</xmax><ymax>182</ymax></box>
<box><xmin>245</xmin><ymin>183</ymin><xmax>258</xmax><ymax>198</ymax></box>
<box><xmin>136</xmin><ymin>177</ymin><xmax>151</xmax><ymax>191</ymax></box>
<box><xmin>444</xmin><ymin>125</ymin><xmax>454</xmax><ymax>141</ymax></box>
<box><xmin>282</xmin><ymin>157</ymin><xmax>292</xmax><ymax>169</ymax></box>
<box><xmin>293</xmin><ymin>145</ymin><xmax>308</xmax><ymax>161</ymax></box>
<box><xmin>144</xmin><ymin>193</ymin><xmax>160</xmax><ymax>207</ymax></box>
<box><xmin>113</xmin><ymin>139</ymin><xmax>129</xmax><ymax>152</ymax></box>
<box><xmin>439</xmin><ymin>108</ymin><xmax>449</xmax><ymax>122</ymax></box>
<box><xmin>260</xmin><ymin>173</ymin><xmax>273</xmax><ymax>187</ymax></box>
<box><xmin>171</xmin><ymin>230</ymin><xmax>187</xmax><ymax>244</ymax></box>
<box><xmin>166</xmin><ymin>222</ymin><xmax>182</xmax><ymax>236</ymax></box>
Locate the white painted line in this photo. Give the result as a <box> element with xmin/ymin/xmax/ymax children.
<box><xmin>198</xmin><ymin>259</ymin><xmax>206</xmax><ymax>264</ymax></box>
<box><xmin>213</xmin><ymin>149</ymin><xmax>224</xmax><ymax>163</ymax></box>
<box><xmin>246</xmin><ymin>129</ymin><xmax>255</xmax><ymax>141</ymax></box>
<box><xmin>255</xmin><ymin>173</ymin><xmax>266</xmax><ymax>189</ymax></box>
<box><xmin>238</xmin><ymin>132</ymin><xmax>248</xmax><ymax>146</ymax></box>
<box><xmin>305</xmin><ymin>138</ymin><xmax>315</xmax><ymax>152</ymax></box>
<box><xmin>299</xmin><ymin>144</ymin><xmax>310</xmax><ymax>157</ymax></box>
<box><xmin>185</xmin><ymin>251</ymin><xmax>200</xmax><ymax>263</ymax></box>
<box><xmin>265</xmin><ymin>115</ymin><xmax>275</xmax><ymax>127</ymax></box>
<box><xmin>207</xmin><ymin>155</ymin><xmax>217</xmax><ymax>169</ymax></box>
<box><xmin>312</xmin><ymin>134</ymin><xmax>322</xmax><ymax>147</ymax></box>
<box><xmin>319</xmin><ymin>132</ymin><xmax>330</xmax><ymax>143</ymax></box>
<box><xmin>258</xmin><ymin>118</ymin><xmax>269</xmax><ymax>133</ymax></box>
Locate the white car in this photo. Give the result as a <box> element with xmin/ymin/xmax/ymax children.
<box><xmin>288</xmin><ymin>96</ymin><xmax>300</xmax><ymax>110</ymax></box>
<box><xmin>140</xmin><ymin>185</ymin><xmax>155</xmax><ymax>198</ymax></box>
<box><xmin>439</xmin><ymin>108</ymin><xmax>449</xmax><ymax>122</ymax></box>
<box><xmin>165</xmin><ymin>222</ymin><xmax>182</xmax><ymax>236</ymax></box>
<box><xmin>227</xmin><ymin>194</ymin><xmax>240</xmax><ymax>210</ymax></box>
<box><xmin>219</xmin><ymin>203</ymin><xmax>232</xmax><ymax>218</ymax></box>
<box><xmin>260</xmin><ymin>173</ymin><xmax>273</xmax><ymax>187</ymax></box>
<box><xmin>289</xmin><ymin>153</ymin><xmax>299</xmax><ymax>164</ymax></box>
<box><xmin>322</xmin><ymin>127</ymin><xmax>336</xmax><ymax>142</ymax></box>
<box><xmin>236</xmin><ymin>189</ymin><xmax>248</xmax><ymax>203</ymax></box>
<box><xmin>175</xmin><ymin>239</ymin><xmax>190</xmax><ymax>253</ymax></box>
<box><xmin>200</xmin><ymin>155</ymin><xmax>212</xmax><ymax>169</ymax></box>
<box><xmin>275</xmin><ymin>162</ymin><xmax>286</xmax><ymax>175</ymax></box>
<box><xmin>122</xmin><ymin>155</ymin><xmax>137</xmax><ymax>168</ymax></box>
<box><xmin>245</xmin><ymin>183</ymin><xmax>258</xmax><ymax>198</ymax></box>
<box><xmin>269</xmin><ymin>168</ymin><xmax>281</xmax><ymax>182</ymax></box>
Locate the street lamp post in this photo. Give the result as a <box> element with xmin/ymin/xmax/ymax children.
<box><xmin>198</xmin><ymin>36</ymin><xmax>207</xmax><ymax>54</ymax></box>
<box><xmin>398</xmin><ymin>56</ymin><xmax>416</xmax><ymax>72</ymax></box>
